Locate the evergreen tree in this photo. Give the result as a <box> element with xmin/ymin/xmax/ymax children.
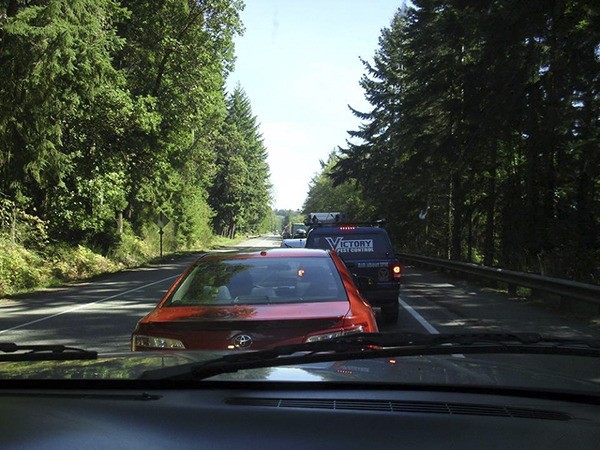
<box><xmin>113</xmin><ymin>0</ymin><xmax>243</xmax><ymax>239</ymax></box>
<box><xmin>332</xmin><ymin>0</ymin><xmax>599</xmax><ymax>281</ymax></box>
<box><xmin>0</xmin><ymin>0</ymin><xmax>127</xmax><ymax>209</ymax></box>
<box><xmin>209</xmin><ymin>85</ymin><xmax>272</xmax><ymax>237</ymax></box>
<box><xmin>1</xmin><ymin>0</ymin><xmax>246</xmax><ymax>252</ymax></box>
<box><xmin>303</xmin><ymin>151</ymin><xmax>375</xmax><ymax>221</ymax></box>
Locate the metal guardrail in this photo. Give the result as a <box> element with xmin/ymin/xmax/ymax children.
<box><xmin>396</xmin><ymin>253</ymin><xmax>600</xmax><ymax>308</ymax></box>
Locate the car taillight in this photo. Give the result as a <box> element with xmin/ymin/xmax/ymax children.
<box><xmin>338</xmin><ymin>226</ymin><xmax>356</xmax><ymax>231</ymax></box>
<box><xmin>132</xmin><ymin>335</ymin><xmax>185</xmax><ymax>351</ymax></box>
<box><xmin>305</xmin><ymin>326</ymin><xmax>364</xmax><ymax>343</ymax></box>
<box><xmin>392</xmin><ymin>264</ymin><xmax>402</xmax><ymax>281</ymax></box>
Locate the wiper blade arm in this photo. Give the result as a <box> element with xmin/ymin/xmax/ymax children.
<box><xmin>0</xmin><ymin>343</ymin><xmax>97</xmax><ymax>362</ymax></box>
<box><xmin>344</xmin><ymin>332</ymin><xmax>600</xmax><ymax>348</ymax></box>
<box><xmin>316</xmin><ymin>332</ymin><xmax>600</xmax><ymax>355</ymax></box>
<box><xmin>138</xmin><ymin>332</ymin><xmax>600</xmax><ymax>381</ymax></box>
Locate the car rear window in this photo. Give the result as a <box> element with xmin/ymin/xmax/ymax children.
<box><xmin>165</xmin><ymin>256</ymin><xmax>347</xmax><ymax>306</ymax></box>
<box><xmin>307</xmin><ymin>232</ymin><xmax>393</xmax><ymax>260</ymax></box>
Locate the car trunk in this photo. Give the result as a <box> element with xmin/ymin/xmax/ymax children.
<box><xmin>140</xmin><ymin>301</ymin><xmax>350</xmax><ymax>350</ymax></box>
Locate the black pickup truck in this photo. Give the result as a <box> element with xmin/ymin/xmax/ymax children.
<box><xmin>305</xmin><ymin>224</ymin><xmax>402</xmax><ymax>324</ymax></box>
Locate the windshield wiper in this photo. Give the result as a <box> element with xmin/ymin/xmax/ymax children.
<box><xmin>0</xmin><ymin>343</ymin><xmax>97</xmax><ymax>362</ymax></box>
<box><xmin>138</xmin><ymin>332</ymin><xmax>600</xmax><ymax>381</ymax></box>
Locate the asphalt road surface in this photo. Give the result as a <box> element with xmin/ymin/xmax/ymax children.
<box><xmin>1</xmin><ymin>235</ymin><xmax>598</xmax><ymax>353</ymax></box>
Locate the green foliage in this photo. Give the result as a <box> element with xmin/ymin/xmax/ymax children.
<box><xmin>0</xmin><ymin>237</ymin><xmax>49</xmax><ymax>296</ymax></box>
<box><xmin>114</xmin><ymin>0</ymin><xmax>244</xmax><ymax>242</ymax></box>
<box><xmin>303</xmin><ymin>151</ymin><xmax>376</xmax><ymax>221</ymax></box>
<box><xmin>49</xmin><ymin>244</ymin><xmax>121</xmax><ymax>280</ymax></box>
<box><xmin>0</xmin><ymin>196</ymin><xmax>48</xmax><ymax>249</ymax></box>
<box><xmin>108</xmin><ymin>231</ymin><xmax>152</xmax><ymax>267</ymax></box>
<box><xmin>258</xmin><ymin>210</ymin><xmax>280</xmax><ymax>234</ymax></box>
<box><xmin>333</xmin><ymin>0</ymin><xmax>600</xmax><ymax>282</ymax></box>
<box><xmin>277</xmin><ymin>210</ymin><xmax>305</xmax><ymax>237</ymax></box>
<box><xmin>0</xmin><ymin>0</ymin><xmax>128</xmax><ymax>198</ymax></box>
<box><xmin>46</xmin><ymin>171</ymin><xmax>127</xmax><ymax>237</ymax></box>
<box><xmin>209</xmin><ymin>86</ymin><xmax>272</xmax><ymax>237</ymax></box>
<box><xmin>0</xmin><ymin>0</ymin><xmax>278</xmax><ymax>297</ymax></box>
<box><xmin>0</xmin><ymin>0</ymin><xmax>258</xmax><ymax>265</ymax></box>
<box><xmin>0</xmin><ymin>236</ymin><xmax>125</xmax><ymax>296</ymax></box>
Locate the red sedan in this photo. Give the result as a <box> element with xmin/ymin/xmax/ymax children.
<box><xmin>132</xmin><ymin>248</ymin><xmax>378</xmax><ymax>351</ymax></box>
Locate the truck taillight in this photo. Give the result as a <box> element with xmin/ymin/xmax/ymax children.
<box><xmin>392</xmin><ymin>264</ymin><xmax>402</xmax><ymax>281</ymax></box>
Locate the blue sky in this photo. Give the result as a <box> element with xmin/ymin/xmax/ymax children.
<box><xmin>226</xmin><ymin>1</ymin><xmax>402</xmax><ymax>211</ymax></box>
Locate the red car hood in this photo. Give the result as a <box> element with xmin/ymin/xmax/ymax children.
<box><xmin>136</xmin><ymin>302</ymin><xmax>351</xmax><ymax>350</ymax></box>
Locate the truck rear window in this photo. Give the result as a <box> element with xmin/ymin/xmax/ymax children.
<box><xmin>307</xmin><ymin>233</ymin><xmax>393</xmax><ymax>259</ymax></box>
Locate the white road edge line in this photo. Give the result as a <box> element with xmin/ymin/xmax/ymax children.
<box><xmin>398</xmin><ymin>296</ymin><xmax>440</xmax><ymax>334</ymax></box>
<box><xmin>0</xmin><ymin>274</ymin><xmax>179</xmax><ymax>334</ymax></box>
<box><xmin>398</xmin><ymin>296</ymin><xmax>465</xmax><ymax>358</ymax></box>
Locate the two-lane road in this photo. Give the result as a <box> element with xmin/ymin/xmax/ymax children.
<box><xmin>1</xmin><ymin>234</ymin><xmax>598</xmax><ymax>353</ymax></box>
<box><xmin>0</xmin><ymin>236</ymin><xmax>281</xmax><ymax>352</ymax></box>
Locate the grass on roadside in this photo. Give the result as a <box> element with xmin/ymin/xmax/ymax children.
<box><xmin>0</xmin><ymin>233</ymin><xmax>251</xmax><ymax>298</ymax></box>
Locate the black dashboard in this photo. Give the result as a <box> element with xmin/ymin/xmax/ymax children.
<box><xmin>1</xmin><ymin>382</ymin><xmax>598</xmax><ymax>449</ymax></box>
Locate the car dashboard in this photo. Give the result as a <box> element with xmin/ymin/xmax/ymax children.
<box><xmin>1</xmin><ymin>382</ymin><xmax>598</xmax><ymax>449</ymax></box>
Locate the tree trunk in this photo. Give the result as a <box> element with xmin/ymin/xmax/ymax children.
<box><xmin>483</xmin><ymin>144</ymin><xmax>497</xmax><ymax>266</ymax></box>
<box><xmin>10</xmin><ymin>207</ymin><xmax>16</xmax><ymax>244</ymax></box>
<box><xmin>467</xmin><ymin>205</ymin><xmax>473</xmax><ymax>263</ymax></box>
<box><xmin>450</xmin><ymin>172</ymin><xmax>463</xmax><ymax>260</ymax></box>
<box><xmin>116</xmin><ymin>211</ymin><xmax>123</xmax><ymax>234</ymax></box>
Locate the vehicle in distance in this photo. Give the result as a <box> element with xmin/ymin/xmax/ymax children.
<box><xmin>292</xmin><ymin>223</ymin><xmax>308</xmax><ymax>237</ymax></box>
<box><xmin>281</xmin><ymin>228</ymin><xmax>307</xmax><ymax>248</ymax></box>
<box><xmin>132</xmin><ymin>248</ymin><xmax>377</xmax><ymax>350</ymax></box>
<box><xmin>305</xmin><ymin>222</ymin><xmax>401</xmax><ymax>324</ymax></box>
<box><xmin>283</xmin><ymin>222</ymin><xmax>308</xmax><ymax>239</ymax></box>
<box><xmin>306</xmin><ymin>212</ymin><xmax>346</xmax><ymax>224</ymax></box>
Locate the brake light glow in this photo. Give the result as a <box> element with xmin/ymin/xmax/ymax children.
<box><xmin>392</xmin><ymin>264</ymin><xmax>402</xmax><ymax>280</ymax></box>
<box><xmin>338</xmin><ymin>226</ymin><xmax>356</xmax><ymax>231</ymax></box>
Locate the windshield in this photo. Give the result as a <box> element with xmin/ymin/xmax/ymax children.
<box><xmin>165</xmin><ymin>256</ymin><xmax>347</xmax><ymax>306</ymax></box>
<box><xmin>0</xmin><ymin>0</ymin><xmax>599</xmax><ymax>398</ymax></box>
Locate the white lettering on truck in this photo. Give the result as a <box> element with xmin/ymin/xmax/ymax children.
<box><xmin>324</xmin><ymin>237</ymin><xmax>374</xmax><ymax>253</ymax></box>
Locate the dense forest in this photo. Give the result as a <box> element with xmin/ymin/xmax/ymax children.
<box><xmin>2</xmin><ymin>0</ymin><xmax>598</xmax><ymax>293</ymax></box>
<box><xmin>0</xmin><ymin>0</ymin><xmax>271</xmax><ymax>294</ymax></box>
<box><xmin>305</xmin><ymin>0</ymin><xmax>599</xmax><ymax>283</ymax></box>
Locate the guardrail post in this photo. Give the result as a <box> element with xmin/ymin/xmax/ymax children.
<box><xmin>507</xmin><ymin>284</ymin><xmax>517</xmax><ymax>296</ymax></box>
